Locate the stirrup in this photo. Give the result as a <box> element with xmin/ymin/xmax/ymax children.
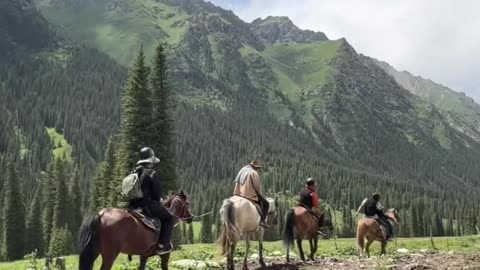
<box><xmin>259</xmin><ymin>221</ymin><xmax>270</xmax><ymax>228</ymax></box>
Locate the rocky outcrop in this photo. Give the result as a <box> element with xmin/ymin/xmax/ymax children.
<box><xmin>250</xmin><ymin>16</ymin><xmax>328</xmax><ymax>44</ymax></box>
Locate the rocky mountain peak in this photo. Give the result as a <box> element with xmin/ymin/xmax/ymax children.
<box><xmin>250</xmin><ymin>15</ymin><xmax>328</xmax><ymax>44</ymax></box>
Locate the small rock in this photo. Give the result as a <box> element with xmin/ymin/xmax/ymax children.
<box><xmin>448</xmin><ymin>250</ymin><xmax>455</xmax><ymax>254</ymax></box>
<box><xmin>250</xmin><ymin>253</ymin><xmax>259</xmax><ymax>259</ymax></box>
<box><xmin>397</xmin><ymin>248</ymin><xmax>410</xmax><ymax>254</ymax></box>
<box><xmin>171</xmin><ymin>259</ymin><xmax>206</xmax><ymax>269</ymax></box>
<box><xmin>271</xmin><ymin>251</ymin><xmax>283</xmax><ymax>257</ymax></box>
<box><xmin>206</xmin><ymin>261</ymin><xmax>221</xmax><ymax>268</ymax></box>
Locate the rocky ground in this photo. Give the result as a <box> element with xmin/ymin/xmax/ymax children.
<box><xmin>248</xmin><ymin>253</ymin><xmax>480</xmax><ymax>270</ymax></box>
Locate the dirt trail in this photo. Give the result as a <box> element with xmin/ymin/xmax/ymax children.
<box><xmin>248</xmin><ymin>253</ymin><xmax>480</xmax><ymax>270</ymax></box>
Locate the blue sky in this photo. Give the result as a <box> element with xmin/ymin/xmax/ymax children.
<box><xmin>209</xmin><ymin>0</ymin><xmax>480</xmax><ymax>103</ymax></box>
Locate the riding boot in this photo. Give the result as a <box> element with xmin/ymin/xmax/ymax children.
<box><xmin>259</xmin><ymin>197</ymin><xmax>270</xmax><ymax>228</ymax></box>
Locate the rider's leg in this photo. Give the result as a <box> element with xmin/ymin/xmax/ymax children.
<box><xmin>259</xmin><ymin>196</ymin><xmax>270</xmax><ymax>228</ymax></box>
<box><xmin>149</xmin><ymin>203</ymin><xmax>174</xmax><ymax>254</ymax></box>
<box><xmin>378</xmin><ymin>217</ymin><xmax>392</xmax><ymax>240</ymax></box>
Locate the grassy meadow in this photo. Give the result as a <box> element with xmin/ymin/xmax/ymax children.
<box><xmin>1</xmin><ymin>236</ymin><xmax>479</xmax><ymax>270</ymax></box>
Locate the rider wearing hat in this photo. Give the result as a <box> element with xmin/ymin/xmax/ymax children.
<box><xmin>127</xmin><ymin>147</ymin><xmax>174</xmax><ymax>254</ymax></box>
<box><xmin>233</xmin><ymin>160</ymin><xmax>270</xmax><ymax>228</ymax></box>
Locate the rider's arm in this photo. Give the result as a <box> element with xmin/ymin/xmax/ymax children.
<box><xmin>251</xmin><ymin>171</ymin><xmax>262</xmax><ymax>195</ymax></box>
<box><xmin>311</xmin><ymin>192</ymin><xmax>319</xmax><ymax>208</ymax></box>
<box><xmin>375</xmin><ymin>202</ymin><xmax>386</xmax><ymax>217</ymax></box>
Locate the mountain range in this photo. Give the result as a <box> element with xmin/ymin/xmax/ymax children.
<box><xmin>1</xmin><ymin>0</ymin><xmax>479</xmax><ymax>238</ymax></box>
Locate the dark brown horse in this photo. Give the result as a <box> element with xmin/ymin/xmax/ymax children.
<box><xmin>78</xmin><ymin>191</ymin><xmax>193</xmax><ymax>270</ymax></box>
<box><xmin>356</xmin><ymin>208</ymin><xmax>400</xmax><ymax>257</ymax></box>
<box><xmin>283</xmin><ymin>206</ymin><xmax>333</xmax><ymax>262</ymax></box>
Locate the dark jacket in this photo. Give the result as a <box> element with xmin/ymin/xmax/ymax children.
<box><xmin>128</xmin><ymin>165</ymin><xmax>162</xmax><ymax>208</ymax></box>
<box><xmin>364</xmin><ymin>198</ymin><xmax>385</xmax><ymax>218</ymax></box>
<box><xmin>299</xmin><ymin>187</ymin><xmax>319</xmax><ymax>210</ymax></box>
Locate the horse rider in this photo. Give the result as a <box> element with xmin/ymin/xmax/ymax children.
<box><xmin>356</xmin><ymin>193</ymin><xmax>393</xmax><ymax>241</ymax></box>
<box><xmin>233</xmin><ymin>160</ymin><xmax>270</xmax><ymax>228</ymax></box>
<box><xmin>298</xmin><ymin>178</ymin><xmax>323</xmax><ymax>234</ymax></box>
<box><xmin>127</xmin><ymin>147</ymin><xmax>174</xmax><ymax>255</ymax></box>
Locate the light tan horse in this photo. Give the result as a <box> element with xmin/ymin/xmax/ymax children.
<box><xmin>217</xmin><ymin>196</ymin><xmax>278</xmax><ymax>270</ymax></box>
<box><xmin>356</xmin><ymin>208</ymin><xmax>400</xmax><ymax>257</ymax></box>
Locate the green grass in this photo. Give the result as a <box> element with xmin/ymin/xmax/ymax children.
<box><xmin>2</xmin><ymin>236</ymin><xmax>479</xmax><ymax>269</ymax></box>
<box><xmin>38</xmin><ymin>0</ymin><xmax>191</xmax><ymax>65</ymax></box>
<box><xmin>46</xmin><ymin>127</ymin><xmax>72</xmax><ymax>161</ymax></box>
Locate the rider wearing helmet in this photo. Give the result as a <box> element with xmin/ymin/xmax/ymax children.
<box><xmin>298</xmin><ymin>178</ymin><xmax>322</xmax><ymax>234</ymax></box>
<box><xmin>128</xmin><ymin>147</ymin><xmax>174</xmax><ymax>255</ymax></box>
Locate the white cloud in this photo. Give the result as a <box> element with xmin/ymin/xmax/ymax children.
<box><xmin>210</xmin><ymin>0</ymin><xmax>480</xmax><ymax>102</ymax></box>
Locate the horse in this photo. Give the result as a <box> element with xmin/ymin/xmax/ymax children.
<box><xmin>217</xmin><ymin>196</ymin><xmax>279</xmax><ymax>270</ymax></box>
<box><xmin>356</xmin><ymin>208</ymin><xmax>400</xmax><ymax>257</ymax></box>
<box><xmin>78</xmin><ymin>191</ymin><xmax>193</xmax><ymax>270</ymax></box>
<box><xmin>283</xmin><ymin>206</ymin><xmax>334</xmax><ymax>262</ymax></box>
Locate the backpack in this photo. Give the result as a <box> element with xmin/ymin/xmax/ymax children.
<box><xmin>121</xmin><ymin>171</ymin><xmax>143</xmax><ymax>201</ymax></box>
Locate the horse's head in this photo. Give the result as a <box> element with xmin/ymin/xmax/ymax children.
<box><xmin>266</xmin><ymin>197</ymin><xmax>279</xmax><ymax>226</ymax></box>
<box><xmin>164</xmin><ymin>190</ymin><xmax>194</xmax><ymax>223</ymax></box>
<box><xmin>320</xmin><ymin>210</ymin><xmax>334</xmax><ymax>233</ymax></box>
<box><xmin>386</xmin><ymin>208</ymin><xmax>400</xmax><ymax>223</ymax></box>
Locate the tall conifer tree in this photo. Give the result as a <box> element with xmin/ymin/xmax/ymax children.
<box><xmin>150</xmin><ymin>43</ymin><xmax>177</xmax><ymax>192</ymax></box>
<box><xmin>115</xmin><ymin>45</ymin><xmax>152</xmax><ymax>181</ymax></box>
<box><xmin>1</xmin><ymin>162</ymin><xmax>25</xmax><ymax>260</ymax></box>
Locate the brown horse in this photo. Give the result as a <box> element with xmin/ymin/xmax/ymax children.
<box><xmin>356</xmin><ymin>208</ymin><xmax>400</xmax><ymax>257</ymax></box>
<box><xmin>283</xmin><ymin>206</ymin><xmax>333</xmax><ymax>262</ymax></box>
<box><xmin>78</xmin><ymin>191</ymin><xmax>193</xmax><ymax>270</ymax></box>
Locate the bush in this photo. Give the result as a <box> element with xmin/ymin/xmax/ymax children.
<box><xmin>49</xmin><ymin>227</ymin><xmax>73</xmax><ymax>257</ymax></box>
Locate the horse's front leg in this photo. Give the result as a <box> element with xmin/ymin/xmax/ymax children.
<box><xmin>259</xmin><ymin>240</ymin><xmax>266</xmax><ymax>267</ymax></box>
<box><xmin>308</xmin><ymin>238</ymin><xmax>315</xmax><ymax>261</ymax></box>
<box><xmin>243</xmin><ymin>236</ymin><xmax>250</xmax><ymax>270</ymax></box>
<box><xmin>380</xmin><ymin>241</ymin><xmax>387</xmax><ymax>256</ymax></box>
<box><xmin>160</xmin><ymin>253</ymin><xmax>170</xmax><ymax>270</ymax></box>
<box><xmin>138</xmin><ymin>256</ymin><xmax>148</xmax><ymax>270</ymax></box>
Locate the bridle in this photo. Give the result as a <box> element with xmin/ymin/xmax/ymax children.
<box><xmin>164</xmin><ymin>195</ymin><xmax>193</xmax><ymax>221</ymax></box>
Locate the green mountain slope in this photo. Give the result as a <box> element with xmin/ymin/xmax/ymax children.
<box><xmin>374</xmin><ymin>59</ymin><xmax>480</xmax><ymax>142</ymax></box>
<box><xmin>2</xmin><ymin>0</ymin><xmax>478</xmax><ymax>242</ymax></box>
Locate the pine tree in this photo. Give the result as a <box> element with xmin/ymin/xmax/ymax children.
<box><xmin>187</xmin><ymin>223</ymin><xmax>194</xmax><ymax>244</ymax></box>
<box><xmin>150</xmin><ymin>43</ymin><xmax>177</xmax><ymax>193</ymax></box>
<box><xmin>200</xmin><ymin>206</ymin><xmax>213</xmax><ymax>243</ymax></box>
<box><xmin>90</xmin><ymin>137</ymin><xmax>116</xmax><ymax>210</ymax></box>
<box><xmin>25</xmin><ymin>185</ymin><xmax>44</xmax><ymax>256</ymax></box>
<box><xmin>49</xmin><ymin>226</ymin><xmax>73</xmax><ymax>257</ymax></box>
<box><xmin>115</xmin><ymin>45</ymin><xmax>152</xmax><ymax>181</ymax></box>
<box><xmin>68</xmin><ymin>166</ymin><xmax>82</xmax><ymax>242</ymax></box>
<box><xmin>52</xmin><ymin>159</ymin><xmax>70</xmax><ymax>229</ymax></box>
<box><xmin>41</xmin><ymin>165</ymin><xmax>55</xmax><ymax>254</ymax></box>
<box><xmin>1</xmin><ymin>162</ymin><xmax>25</xmax><ymax>260</ymax></box>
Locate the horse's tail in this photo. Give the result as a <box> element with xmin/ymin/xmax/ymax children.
<box><xmin>216</xmin><ymin>199</ymin><xmax>239</xmax><ymax>256</ymax></box>
<box><xmin>356</xmin><ymin>220</ymin><xmax>365</xmax><ymax>256</ymax></box>
<box><xmin>78</xmin><ymin>213</ymin><xmax>101</xmax><ymax>270</ymax></box>
<box><xmin>283</xmin><ymin>208</ymin><xmax>295</xmax><ymax>250</ymax></box>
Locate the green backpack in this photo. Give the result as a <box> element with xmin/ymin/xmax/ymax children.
<box><xmin>121</xmin><ymin>171</ymin><xmax>143</xmax><ymax>201</ymax></box>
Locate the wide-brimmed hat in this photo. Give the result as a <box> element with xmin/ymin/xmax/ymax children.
<box><xmin>249</xmin><ymin>160</ymin><xmax>262</xmax><ymax>168</ymax></box>
<box><xmin>137</xmin><ymin>147</ymin><xmax>160</xmax><ymax>165</ymax></box>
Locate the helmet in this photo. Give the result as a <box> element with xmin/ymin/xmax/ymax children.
<box><xmin>372</xmin><ymin>193</ymin><xmax>381</xmax><ymax>201</ymax></box>
<box><xmin>306</xmin><ymin>177</ymin><xmax>316</xmax><ymax>186</ymax></box>
<box><xmin>137</xmin><ymin>147</ymin><xmax>160</xmax><ymax>165</ymax></box>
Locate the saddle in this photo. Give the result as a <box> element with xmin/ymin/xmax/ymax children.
<box><xmin>128</xmin><ymin>208</ymin><xmax>162</xmax><ymax>252</ymax></box>
<box><xmin>365</xmin><ymin>216</ymin><xmax>388</xmax><ymax>239</ymax></box>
